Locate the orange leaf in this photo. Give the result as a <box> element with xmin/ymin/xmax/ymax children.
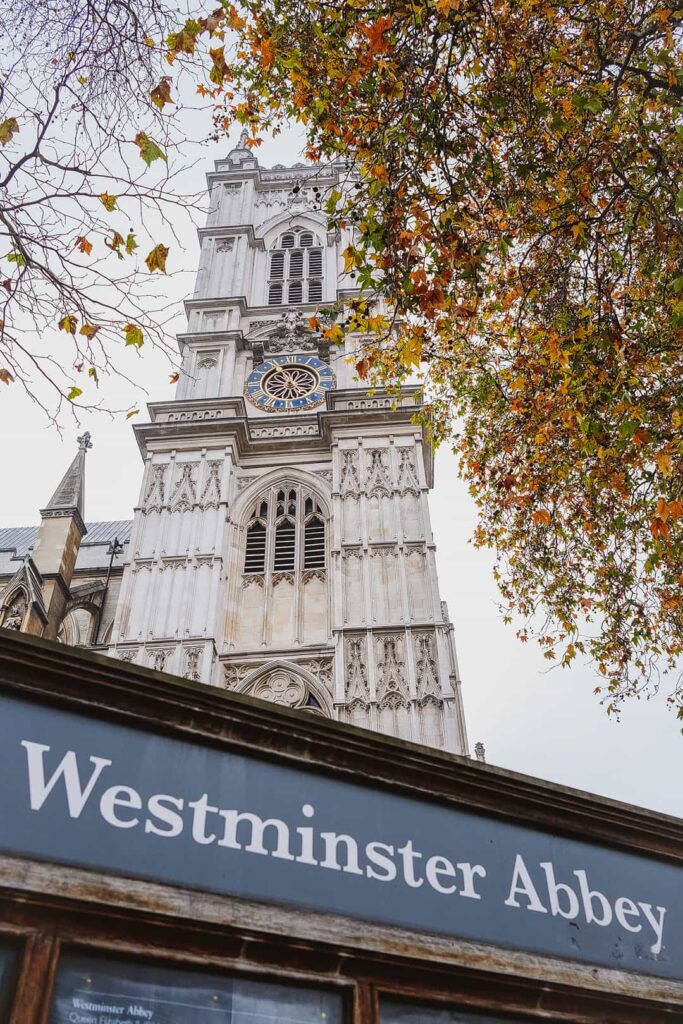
<box><xmin>169</xmin><ymin>371</ymin><xmax>180</xmax><ymax>384</ymax></box>
<box><xmin>75</xmin><ymin>235</ymin><xmax>93</xmax><ymax>255</ymax></box>
<box><xmin>532</xmin><ymin>509</ymin><xmax>551</xmax><ymax>525</ymax></box>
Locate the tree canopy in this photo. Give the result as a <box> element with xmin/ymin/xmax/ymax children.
<box><xmin>168</xmin><ymin>0</ymin><xmax>683</xmax><ymax>714</ymax></box>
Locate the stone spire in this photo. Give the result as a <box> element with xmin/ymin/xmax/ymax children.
<box><xmin>31</xmin><ymin>434</ymin><xmax>92</xmax><ymax>639</ymax></box>
<box><xmin>42</xmin><ymin>432</ymin><xmax>91</xmax><ymax>524</ymax></box>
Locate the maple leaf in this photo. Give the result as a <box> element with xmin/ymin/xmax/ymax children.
<box><xmin>125</xmin><ymin>232</ymin><xmax>138</xmax><ymax>255</ymax></box>
<box><xmin>145</xmin><ymin>244</ymin><xmax>169</xmax><ymax>273</ymax></box>
<box><xmin>0</xmin><ymin>118</ymin><xmax>19</xmax><ymax>145</ymax></box>
<box><xmin>150</xmin><ymin>77</ymin><xmax>173</xmax><ymax>109</ymax></box>
<box><xmin>99</xmin><ymin>193</ymin><xmax>118</xmax><ymax>211</ymax></box>
<box><xmin>79</xmin><ymin>324</ymin><xmax>101</xmax><ymax>339</ymax></box>
<box><xmin>134</xmin><ymin>132</ymin><xmax>167</xmax><ymax>166</ymax></box>
<box><xmin>66</xmin><ymin>386</ymin><xmax>83</xmax><ymax>401</ymax></box>
<box><xmin>532</xmin><ymin>509</ymin><xmax>552</xmax><ymax>525</ymax></box>
<box><xmin>654</xmin><ymin>449</ymin><xmax>673</xmax><ymax>477</ymax></box>
<box><xmin>75</xmin><ymin>236</ymin><xmax>93</xmax><ymax>255</ymax></box>
<box><xmin>0</xmin><ymin>368</ymin><xmax>13</xmax><ymax>384</ymax></box>
<box><xmin>123</xmin><ymin>323</ymin><xmax>144</xmax><ymax>348</ymax></box>
<box><xmin>58</xmin><ymin>315</ymin><xmax>77</xmax><ymax>334</ymax></box>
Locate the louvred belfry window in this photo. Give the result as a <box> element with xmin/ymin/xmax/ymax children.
<box><xmin>267</xmin><ymin>227</ymin><xmax>324</xmax><ymax>306</ymax></box>
<box><xmin>243</xmin><ymin>485</ymin><xmax>326</xmax><ymax>575</ymax></box>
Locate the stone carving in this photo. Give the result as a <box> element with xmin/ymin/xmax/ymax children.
<box><xmin>1</xmin><ymin>591</ymin><xmax>26</xmax><ymax>630</ymax></box>
<box><xmin>198</xmin><ymin>354</ymin><xmax>218</xmax><ymax>369</ymax></box>
<box><xmin>265</xmin><ymin>309</ymin><xmax>318</xmax><ymax>354</ymax></box>
<box><xmin>224</xmin><ymin>662</ymin><xmax>251</xmax><ymax>691</ymax></box>
<box><xmin>215</xmin><ymin>237</ymin><xmax>235</xmax><ymax>252</ymax></box>
<box><xmin>248</xmin><ymin>319</ymin><xmax>278</xmax><ymax>334</ymax></box>
<box><xmin>143</xmin><ymin>464</ymin><xmax>167</xmax><ymax>512</ymax></box>
<box><xmin>184</xmin><ymin>646</ymin><xmax>202</xmax><ymax>681</ymax></box>
<box><xmin>300</xmin><ymin>656</ymin><xmax>334</xmax><ymax>691</ymax></box>
<box><xmin>314</xmin><ymin>469</ymin><xmax>333</xmax><ymax>485</ymax></box>
<box><xmin>242</xmin><ymin>573</ymin><xmax>265</xmax><ymax>588</ymax></box>
<box><xmin>365</xmin><ymin>448</ymin><xmax>392</xmax><ymax>495</ymax></box>
<box><xmin>474</xmin><ymin>742</ymin><xmax>486</xmax><ymax>763</ymax></box>
<box><xmin>170</xmin><ymin>463</ymin><xmax>197</xmax><ymax>512</ymax></box>
<box><xmin>117</xmin><ymin>648</ymin><xmax>137</xmax><ymax>663</ymax></box>
<box><xmin>149</xmin><ymin>648</ymin><xmax>174</xmax><ymax>672</ymax></box>
<box><xmin>415</xmin><ymin>632</ymin><xmax>440</xmax><ymax>700</ymax></box>
<box><xmin>376</xmin><ymin>635</ymin><xmax>409</xmax><ymax>704</ymax></box>
<box><xmin>340</xmin><ymin>450</ymin><xmax>361</xmax><ymax>495</ymax></box>
<box><xmin>397</xmin><ymin>447</ymin><xmax>420</xmax><ymax>494</ymax></box>
<box><xmin>200</xmin><ymin>460</ymin><xmax>222</xmax><ymax>509</ymax></box>
<box><xmin>345</xmin><ymin>637</ymin><xmax>369</xmax><ymax>704</ymax></box>
<box><xmin>302</xmin><ymin>568</ymin><xmax>326</xmax><ymax>584</ymax></box>
<box><xmin>223</xmin><ymin>182</ymin><xmax>241</xmax><ymax>192</ymax></box>
<box><xmin>251</xmin><ymin>423</ymin><xmax>319</xmax><ymax>439</ymax></box>
<box><xmin>77</xmin><ymin>431</ymin><xmax>93</xmax><ymax>451</ymax></box>
<box><xmin>251</xmin><ymin>669</ymin><xmax>307</xmax><ymax>708</ymax></box>
<box><xmin>272</xmin><ymin>571</ymin><xmax>295</xmax><ymax>586</ymax></box>
<box><xmin>235</xmin><ymin>476</ymin><xmax>252</xmax><ymax>492</ymax></box>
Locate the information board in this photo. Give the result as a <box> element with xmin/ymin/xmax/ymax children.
<box><xmin>49</xmin><ymin>954</ymin><xmax>341</xmax><ymax>1024</ymax></box>
<box><xmin>0</xmin><ymin>693</ymin><xmax>680</xmax><ymax>981</ymax></box>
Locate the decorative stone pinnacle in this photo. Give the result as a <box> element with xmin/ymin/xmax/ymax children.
<box><xmin>474</xmin><ymin>741</ymin><xmax>486</xmax><ymax>763</ymax></box>
<box><xmin>239</xmin><ymin>127</ymin><xmax>249</xmax><ymax>148</ymax></box>
<box><xmin>77</xmin><ymin>431</ymin><xmax>93</xmax><ymax>451</ymax></box>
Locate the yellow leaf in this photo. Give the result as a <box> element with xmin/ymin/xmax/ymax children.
<box><xmin>99</xmin><ymin>193</ymin><xmax>118</xmax><ymax>211</ymax></box>
<box><xmin>655</xmin><ymin>450</ymin><xmax>673</xmax><ymax>477</ymax></box>
<box><xmin>323</xmin><ymin>323</ymin><xmax>344</xmax><ymax>344</ymax></box>
<box><xmin>126</xmin><ymin>408</ymin><xmax>140</xmax><ymax>419</ymax></box>
<box><xmin>401</xmin><ymin>334</ymin><xmax>422</xmax><ymax>368</ymax></box>
<box><xmin>0</xmin><ymin>118</ymin><xmax>19</xmax><ymax>145</ymax></box>
<box><xmin>59</xmin><ymin>315</ymin><xmax>77</xmax><ymax>334</ymax></box>
<box><xmin>79</xmin><ymin>323</ymin><xmax>101</xmax><ymax>339</ymax></box>
<box><xmin>145</xmin><ymin>244</ymin><xmax>169</xmax><ymax>273</ymax></box>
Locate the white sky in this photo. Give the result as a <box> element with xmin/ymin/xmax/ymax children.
<box><xmin>1</xmin><ymin>125</ymin><xmax>681</xmax><ymax>819</ymax></box>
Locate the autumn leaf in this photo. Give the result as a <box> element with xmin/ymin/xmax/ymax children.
<box><xmin>308</xmin><ymin>315</ymin><xmax>321</xmax><ymax>330</ymax></box>
<box><xmin>88</xmin><ymin>366</ymin><xmax>99</xmax><ymax>384</ymax></box>
<box><xmin>134</xmin><ymin>131</ymin><xmax>167</xmax><ymax>166</ymax></box>
<box><xmin>75</xmin><ymin>236</ymin><xmax>93</xmax><ymax>255</ymax></box>
<box><xmin>169</xmin><ymin>371</ymin><xmax>180</xmax><ymax>384</ymax></box>
<box><xmin>79</xmin><ymin>323</ymin><xmax>101</xmax><ymax>339</ymax></box>
<box><xmin>125</xmin><ymin>232</ymin><xmax>138</xmax><ymax>255</ymax></box>
<box><xmin>401</xmin><ymin>334</ymin><xmax>422</xmax><ymax>367</ymax></box>
<box><xmin>126</xmin><ymin>408</ymin><xmax>140</xmax><ymax>419</ymax></box>
<box><xmin>66</xmin><ymin>386</ymin><xmax>83</xmax><ymax>401</ymax></box>
<box><xmin>0</xmin><ymin>368</ymin><xmax>13</xmax><ymax>384</ymax></box>
<box><xmin>323</xmin><ymin>323</ymin><xmax>344</xmax><ymax>344</ymax></box>
<box><xmin>0</xmin><ymin>118</ymin><xmax>19</xmax><ymax>145</ymax></box>
<box><xmin>123</xmin><ymin>323</ymin><xmax>144</xmax><ymax>348</ymax></box>
<box><xmin>654</xmin><ymin>449</ymin><xmax>673</xmax><ymax>477</ymax></box>
<box><xmin>99</xmin><ymin>193</ymin><xmax>118</xmax><ymax>211</ymax></box>
<box><xmin>150</xmin><ymin>77</ymin><xmax>173</xmax><ymax>109</ymax></box>
<box><xmin>532</xmin><ymin>509</ymin><xmax>552</xmax><ymax>525</ymax></box>
<box><xmin>145</xmin><ymin>244</ymin><xmax>169</xmax><ymax>273</ymax></box>
<box><xmin>58</xmin><ymin>315</ymin><xmax>77</xmax><ymax>334</ymax></box>
<box><xmin>105</xmin><ymin>231</ymin><xmax>125</xmax><ymax>259</ymax></box>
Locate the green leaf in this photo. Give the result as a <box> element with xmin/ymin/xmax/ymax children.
<box><xmin>6</xmin><ymin>251</ymin><xmax>26</xmax><ymax>268</ymax></box>
<box><xmin>126</xmin><ymin>408</ymin><xmax>140</xmax><ymax>419</ymax></box>
<box><xmin>134</xmin><ymin>131</ymin><xmax>167</xmax><ymax>166</ymax></box>
<box><xmin>123</xmin><ymin>323</ymin><xmax>144</xmax><ymax>348</ymax></box>
<box><xmin>676</xmin><ymin>189</ymin><xmax>683</xmax><ymax>212</ymax></box>
<box><xmin>125</xmin><ymin>232</ymin><xmax>138</xmax><ymax>255</ymax></box>
<box><xmin>66</xmin><ymin>386</ymin><xmax>83</xmax><ymax>401</ymax></box>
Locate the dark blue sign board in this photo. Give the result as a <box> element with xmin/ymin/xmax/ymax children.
<box><xmin>0</xmin><ymin>694</ymin><xmax>680</xmax><ymax>980</ymax></box>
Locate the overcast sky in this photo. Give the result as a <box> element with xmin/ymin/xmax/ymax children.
<box><xmin>1</xmin><ymin>126</ymin><xmax>681</xmax><ymax>820</ymax></box>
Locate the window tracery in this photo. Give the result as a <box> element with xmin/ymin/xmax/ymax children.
<box><xmin>243</xmin><ymin>484</ymin><xmax>327</xmax><ymax>577</ymax></box>
<box><xmin>267</xmin><ymin>227</ymin><xmax>323</xmax><ymax>306</ymax></box>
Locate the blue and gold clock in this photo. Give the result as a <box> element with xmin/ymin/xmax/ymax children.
<box><xmin>245</xmin><ymin>354</ymin><xmax>336</xmax><ymax>413</ymax></box>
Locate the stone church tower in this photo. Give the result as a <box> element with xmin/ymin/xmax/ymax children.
<box><xmin>0</xmin><ymin>136</ymin><xmax>468</xmax><ymax>755</ymax></box>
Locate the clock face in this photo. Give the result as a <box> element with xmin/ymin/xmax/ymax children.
<box><xmin>245</xmin><ymin>354</ymin><xmax>336</xmax><ymax>413</ymax></box>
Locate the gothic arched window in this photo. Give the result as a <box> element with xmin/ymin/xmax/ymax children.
<box><xmin>267</xmin><ymin>227</ymin><xmax>324</xmax><ymax>306</ymax></box>
<box><xmin>243</xmin><ymin>484</ymin><xmax>326</xmax><ymax>576</ymax></box>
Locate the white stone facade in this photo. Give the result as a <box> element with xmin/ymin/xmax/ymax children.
<box><xmin>107</xmin><ymin>139</ymin><xmax>469</xmax><ymax>754</ymax></box>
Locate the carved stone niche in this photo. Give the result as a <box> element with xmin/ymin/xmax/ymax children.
<box><xmin>0</xmin><ymin>591</ymin><xmax>27</xmax><ymax>631</ymax></box>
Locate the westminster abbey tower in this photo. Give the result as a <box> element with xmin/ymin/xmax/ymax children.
<box><xmin>0</xmin><ymin>136</ymin><xmax>468</xmax><ymax>754</ymax></box>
